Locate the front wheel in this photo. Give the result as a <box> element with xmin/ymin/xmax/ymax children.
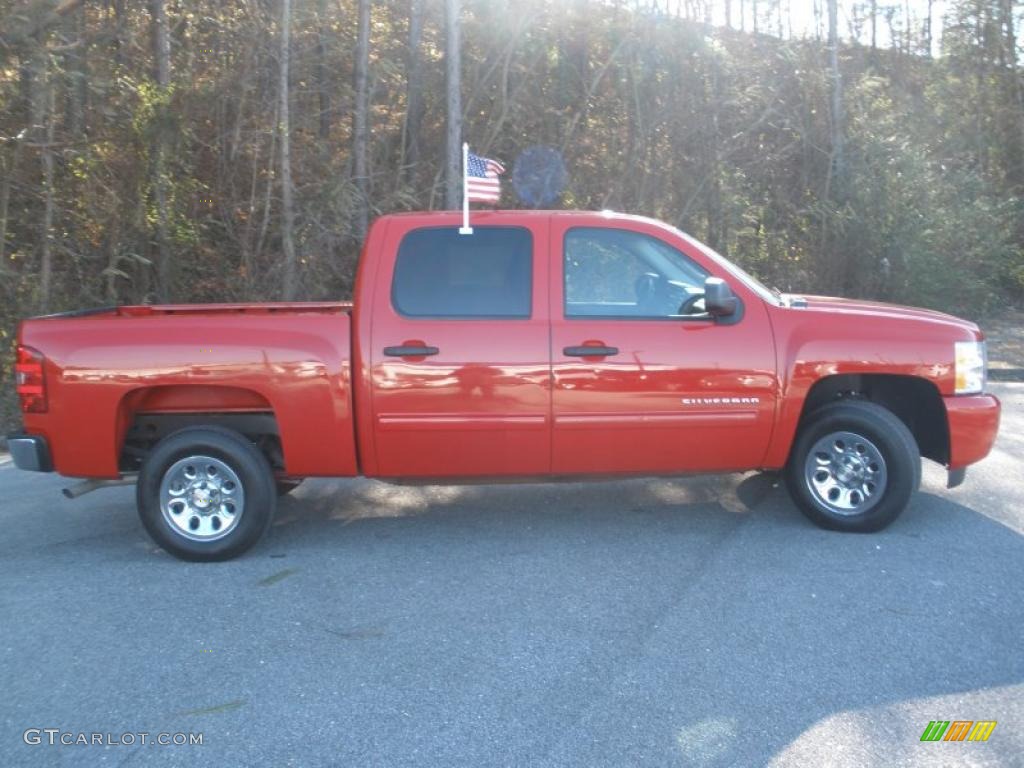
<box><xmin>785</xmin><ymin>400</ymin><xmax>921</xmax><ymax>532</ymax></box>
<box><xmin>137</xmin><ymin>426</ymin><xmax>277</xmax><ymax>561</ymax></box>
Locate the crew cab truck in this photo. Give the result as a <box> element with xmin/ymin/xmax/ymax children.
<box><xmin>8</xmin><ymin>210</ymin><xmax>1001</xmax><ymax>561</ymax></box>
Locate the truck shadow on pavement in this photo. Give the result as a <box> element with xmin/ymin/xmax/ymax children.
<box><xmin>252</xmin><ymin>473</ymin><xmax>1023</xmax><ymax>766</ymax></box>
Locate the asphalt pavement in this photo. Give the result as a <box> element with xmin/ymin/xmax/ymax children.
<box><xmin>1</xmin><ymin>384</ymin><xmax>1022</xmax><ymax>767</ymax></box>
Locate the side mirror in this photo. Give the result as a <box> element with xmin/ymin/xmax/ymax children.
<box><xmin>704</xmin><ymin>277</ymin><xmax>737</xmax><ymax>317</ymax></box>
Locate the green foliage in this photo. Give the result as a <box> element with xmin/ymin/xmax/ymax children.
<box><xmin>828</xmin><ymin>68</ymin><xmax>1024</xmax><ymax>312</ymax></box>
<box><xmin>130</xmin><ymin>78</ymin><xmax>178</xmax><ymax>143</ymax></box>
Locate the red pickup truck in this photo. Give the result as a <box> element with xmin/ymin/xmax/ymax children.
<box><xmin>9</xmin><ymin>210</ymin><xmax>1001</xmax><ymax>560</ymax></box>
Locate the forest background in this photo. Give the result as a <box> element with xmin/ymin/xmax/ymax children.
<box><xmin>2</xmin><ymin>0</ymin><xmax>1023</xmax><ymax>433</ymax></box>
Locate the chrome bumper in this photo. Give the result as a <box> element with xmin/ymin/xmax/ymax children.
<box><xmin>6</xmin><ymin>434</ymin><xmax>53</xmax><ymax>472</ymax></box>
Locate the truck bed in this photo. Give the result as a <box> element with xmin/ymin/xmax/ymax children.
<box><xmin>18</xmin><ymin>303</ymin><xmax>358</xmax><ymax>479</ymax></box>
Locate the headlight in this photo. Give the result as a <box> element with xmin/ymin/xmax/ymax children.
<box><xmin>954</xmin><ymin>340</ymin><xmax>987</xmax><ymax>395</ymax></box>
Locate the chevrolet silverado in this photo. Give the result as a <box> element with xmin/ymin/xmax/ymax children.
<box><xmin>7</xmin><ymin>210</ymin><xmax>1001</xmax><ymax>560</ymax></box>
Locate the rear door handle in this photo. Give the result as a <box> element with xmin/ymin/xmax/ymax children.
<box><xmin>563</xmin><ymin>345</ymin><xmax>619</xmax><ymax>357</ymax></box>
<box><xmin>383</xmin><ymin>345</ymin><xmax>439</xmax><ymax>357</ymax></box>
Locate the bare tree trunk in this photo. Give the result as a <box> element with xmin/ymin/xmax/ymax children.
<box><xmin>39</xmin><ymin>55</ymin><xmax>56</xmax><ymax>312</ymax></box>
<box><xmin>1003</xmin><ymin>0</ymin><xmax>1024</xmax><ymax>154</ymax></box>
<box><xmin>444</xmin><ymin>0</ymin><xmax>462</xmax><ymax>209</ymax></box>
<box><xmin>822</xmin><ymin>0</ymin><xmax>847</xmax><ymax>293</ymax></box>
<box><xmin>575</xmin><ymin>0</ymin><xmax>590</xmax><ymax>129</ymax></box>
<box><xmin>0</xmin><ymin>138</ymin><xmax>23</xmax><ymax>266</ymax></box>
<box><xmin>280</xmin><ymin>0</ymin><xmax>298</xmax><ymax>299</ymax></box>
<box><xmin>752</xmin><ymin>0</ymin><xmax>758</xmax><ymax>34</ymax></box>
<box><xmin>254</xmin><ymin>97</ymin><xmax>279</xmax><ymax>271</ymax></box>
<box><xmin>316</xmin><ymin>0</ymin><xmax>330</xmax><ymax>141</ymax></box>
<box><xmin>827</xmin><ymin>0</ymin><xmax>844</xmax><ymax>184</ymax></box>
<box><xmin>974</xmin><ymin>7</ymin><xmax>990</xmax><ymax>175</ymax></box>
<box><xmin>624</xmin><ymin>53</ymin><xmax>635</xmax><ymax>207</ymax></box>
<box><xmin>704</xmin><ymin>56</ymin><xmax>723</xmax><ymax>251</ymax></box>
<box><xmin>64</xmin><ymin>5</ymin><xmax>87</xmax><ymax>137</ymax></box>
<box><xmin>152</xmin><ymin>0</ymin><xmax>170</xmax><ymax>87</ymax></box>
<box><xmin>151</xmin><ymin>0</ymin><xmax>172</xmax><ymax>301</ymax></box>
<box><xmin>998</xmin><ymin>0</ymin><xmax>1024</xmax><ymax>204</ymax></box>
<box><xmin>870</xmin><ymin>0</ymin><xmax>877</xmax><ymax>50</ymax></box>
<box><xmin>925</xmin><ymin>0</ymin><xmax>933</xmax><ymax>55</ymax></box>
<box><xmin>113</xmin><ymin>0</ymin><xmax>126</xmax><ymax>67</ymax></box>
<box><xmin>402</xmin><ymin>0</ymin><xmax>425</xmax><ymax>174</ymax></box>
<box><xmin>353</xmin><ymin>0</ymin><xmax>370</xmax><ymax>238</ymax></box>
<box><xmin>903</xmin><ymin>0</ymin><xmax>911</xmax><ymax>55</ymax></box>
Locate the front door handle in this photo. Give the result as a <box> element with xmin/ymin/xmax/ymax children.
<box><xmin>563</xmin><ymin>345</ymin><xmax>619</xmax><ymax>357</ymax></box>
<box><xmin>383</xmin><ymin>345</ymin><xmax>439</xmax><ymax>357</ymax></box>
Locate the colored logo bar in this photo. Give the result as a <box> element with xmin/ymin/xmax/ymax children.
<box><xmin>920</xmin><ymin>720</ymin><xmax>997</xmax><ymax>742</ymax></box>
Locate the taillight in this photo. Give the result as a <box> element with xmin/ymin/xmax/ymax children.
<box><xmin>15</xmin><ymin>345</ymin><xmax>47</xmax><ymax>413</ymax></box>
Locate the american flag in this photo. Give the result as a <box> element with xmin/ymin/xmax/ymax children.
<box><xmin>466</xmin><ymin>151</ymin><xmax>505</xmax><ymax>204</ymax></box>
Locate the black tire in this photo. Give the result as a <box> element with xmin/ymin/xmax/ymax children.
<box><xmin>137</xmin><ymin>426</ymin><xmax>276</xmax><ymax>561</ymax></box>
<box><xmin>784</xmin><ymin>399</ymin><xmax>920</xmax><ymax>532</ymax></box>
<box><xmin>276</xmin><ymin>479</ymin><xmax>303</xmax><ymax>497</ymax></box>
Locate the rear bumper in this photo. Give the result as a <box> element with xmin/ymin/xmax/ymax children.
<box><xmin>6</xmin><ymin>433</ymin><xmax>53</xmax><ymax>472</ymax></box>
<box><xmin>944</xmin><ymin>393</ymin><xmax>1001</xmax><ymax>470</ymax></box>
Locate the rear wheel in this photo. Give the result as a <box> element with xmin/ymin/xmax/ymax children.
<box><xmin>137</xmin><ymin>426</ymin><xmax>276</xmax><ymax>561</ymax></box>
<box><xmin>785</xmin><ymin>400</ymin><xmax>920</xmax><ymax>532</ymax></box>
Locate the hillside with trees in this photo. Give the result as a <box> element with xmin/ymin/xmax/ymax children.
<box><xmin>1</xmin><ymin>0</ymin><xmax>1023</xmax><ymax>431</ymax></box>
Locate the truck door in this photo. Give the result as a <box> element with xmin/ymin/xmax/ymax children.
<box><xmin>367</xmin><ymin>218</ymin><xmax>551</xmax><ymax>478</ymax></box>
<box><xmin>550</xmin><ymin>218</ymin><xmax>777</xmax><ymax>475</ymax></box>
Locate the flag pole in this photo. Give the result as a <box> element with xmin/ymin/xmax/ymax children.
<box><xmin>459</xmin><ymin>141</ymin><xmax>473</xmax><ymax>235</ymax></box>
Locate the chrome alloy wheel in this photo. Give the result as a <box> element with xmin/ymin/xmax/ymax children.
<box><xmin>159</xmin><ymin>455</ymin><xmax>245</xmax><ymax>542</ymax></box>
<box><xmin>803</xmin><ymin>430</ymin><xmax>888</xmax><ymax>516</ymax></box>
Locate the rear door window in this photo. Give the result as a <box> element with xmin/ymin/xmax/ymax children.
<box><xmin>392</xmin><ymin>226</ymin><xmax>533</xmax><ymax>318</ymax></box>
